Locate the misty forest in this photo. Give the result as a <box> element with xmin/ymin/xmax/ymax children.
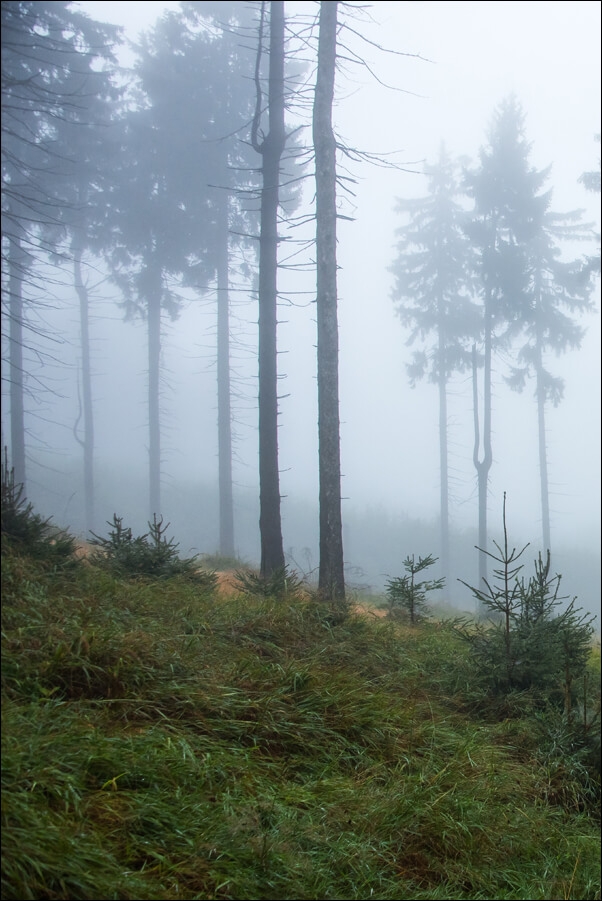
<box><xmin>2</xmin><ymin>0</ymin><xmax>601</xmax><ymax>607</ymax></box>
<box><xmin>1</xmin><ymin>2</ymin><xmax>601</xmax><ymax>899</ymax></box>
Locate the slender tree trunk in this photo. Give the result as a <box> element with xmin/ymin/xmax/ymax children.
<box><xmin>535</xmin><ymin>339</ymin><xmax>551</xmax><ymax>554</ymax></box>
<box><xmin>472</xmin><ymin>316</ymin><xmax>492</xmax><ymax>612</ymax></box>
<box><xmin>252</xmin><ymin>1</ymin><xmax>286</xmax><ymax>578</ymax></box>
<box><xmin>216</xmin><ymin>192</ymin><xmax>235</xmax><ymax>557</ymax></box>
<box><xmin>314</xmin><ymin>0</ymin><xmax>345</xmax><ymax>600</ymax></box>
<box><xmin>147</xmin><ymin>264</ymin><xmax>162</xmax><ymax>518</ymax></box>
<box><xmin>8</xmin><ymin>230</ymin><xmax>26</xmax><ymax>490</ymax></box>
<box><xmin>437</xmin><ymin>304</ymin><xmax>450</xmax><ymax>592</ymax></box>
<box><xmin>72</xmin><ymin>231</ymin><xmax>95</xmax><ymax>532</ymax></box>
<box><xmin>438</xmin><ymin>362</ymin><xmax>450</xmax><ymax>588</ymax></box>
<box><xmin>481</xmin><ymin>307</ymin><xmax>493</xmax><ymax>578</ymax></box>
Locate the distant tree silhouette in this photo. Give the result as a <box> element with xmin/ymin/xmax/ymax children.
<box><xmin>104</xmin><ymin>7</ymin><xmax>257</xmax><ymax>523</ymax></box>
<box><xmin>464</xmin><ymin>96</ymin><xmax>550</xmax><ymax>597</ymax></box>
<box><xmin>505</xmin><ymin>207</ymin><xmax>596</xmax><ymax>555</ymax></box>
<box><xmin>579</xmin><ymin>134</ymin><xmax>601</xmax><ymax>277</ymax></box>
<box><xmin>54</xmin><ymin>57</ymin><xmax>122</xmax><ymax>535</ymax></box>
<box><xmin>158</xmin><ymin>1</ymin><xmax>260</xmax><ymax>557</ymax></box>
<box><xmin>390</xmin><ymin>144</ymin><xmax>478</xmax><ymax>589</ymax></box>
<box><xmin>102</xmin><ymin>112</ymin><xmax>188</xmax><ymax>519</ymax></box>
<box><xmin>1</xmin><ymin>0</ymin><xmax>119</xmax><ymax>492</ymax></box>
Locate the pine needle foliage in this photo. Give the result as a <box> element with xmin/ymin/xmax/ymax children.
<box><xmin>89</xmin><ymin>513</ymin><xmax>216</xmax><ymax>587</ymax></box>
<box><xmin>233</xmin><ymin>564</ymin><xmax>305</xmax><ymax>600</ymax></box>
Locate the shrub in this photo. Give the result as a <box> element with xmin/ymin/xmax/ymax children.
<box><xmin>1</xmin><ymin>449</ymin><xmax>76</xmax><ymax>566</ymax></box>
<box><xmin>456</xmin><ymin>494</ymin><xmax>595</xmax><ymax>714</ymax></box>
<box><xmin>234</xmin><ymin>565</ymin><xmax>305</xmax><ymax>599</ymax></box>
<box><xmin>385</xmin><ymin>553</ymin><xmax>445</xmax><ymax>623</ymax></box>
<box><xmin>89</xmin><ymin>513</ymin><xmax>216</xmax><ymax>587</ymax></box>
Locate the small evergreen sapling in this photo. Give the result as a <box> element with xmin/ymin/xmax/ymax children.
<box><xmin>89</xmin><ymin>513</ymin><xmax>216</xmax><ymax>586</ymax></box>
<box><xmin>457</xmin><ymin>493</ymin><xmax>595</xmax><ymax>714</ymax></box>
<box><xmin>234</xmin><ymin>565</ymin><xmax>304</xmax><ymax>600</ymax></box>
<box><xmin>1</xmin><ymin>447</ymin><xmax>76</xmax><ymax>564</ymax></box>
<box><xmin>385</xmin><ymin>554</ymin><xmax>445</xmax><ymax>623</ymax></box>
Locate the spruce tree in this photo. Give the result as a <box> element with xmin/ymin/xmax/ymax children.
<box><xmin>390</xmin><ymin>144</ymin><xmax>479</xmax><ymax>589</ymax></box>
<box><xmin>314</xmin><ymin>0</ymin><xmax>345</xmax><ymax>600</ymax></box>
<box><xmin>1</xmin><ymin>1</ymin><xmax>120</xmax><ymax>491</ymax></box>
<box><xmin>464</xmin><ymin>95</ymin><xmax>550</xmax><ymax>593</ymax></box>
<box><xmin>251</xmin><ymin>1</ymin><xmax>287</xmax><ymax>579</ymax></box>
<box><xmin>458</xmin><ymin>494</ymin><xmax>595</xmax><ymax>713</ymax></box>
<box><xmin>385</xmin><ymin>554</ymin><xmax>445</xmax><ymax>623</ymax></box>
<box><xmin>505</xmin><ymin>208</ymin><xmax>596</xmax><ymax>554</ymax></box>
<box><xmin>103</xmin><ymin>7</ymin><xmax>256</xmax><ymax>521</ymax></box>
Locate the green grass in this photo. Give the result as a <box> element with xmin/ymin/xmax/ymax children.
<box><xmin>1</xmin><ymin>540</ymin><xmax>600</xmax><ymax>900</ymax></box>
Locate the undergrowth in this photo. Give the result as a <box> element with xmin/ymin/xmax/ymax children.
<box><xmin>89</xmin><ymin>513</ymin><xmax>217</xmax><ymax>587</ymax></box>
<box><xmin>1</xmin><ymin>450</ymin><xmax>77</xmax><ymax>568</ymax></box>
<box><xmin>1</xmin><ymin>497</ymin><xmax>600</xmax><ymax>899</ymax></box>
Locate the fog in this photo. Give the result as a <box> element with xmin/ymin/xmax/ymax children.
<box><xmin>4</xmin><ymin>1</ymin><xmax>600</xmax><ymax>616</ymax></box>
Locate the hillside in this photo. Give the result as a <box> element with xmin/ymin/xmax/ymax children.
<box><xmin>1</xmin><ymin>523</ymin><xmax>601</xmax><ymax>900</ymax></box>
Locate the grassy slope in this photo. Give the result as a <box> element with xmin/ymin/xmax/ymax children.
<box><xmin>1</xmin><ymin>545</ymin><xmax>600</xmax><ymax>901</ymax></box>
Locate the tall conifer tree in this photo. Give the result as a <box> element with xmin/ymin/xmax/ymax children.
<box><xmin>390</xmin><ymin>144</ymin><xmax>478</xmax><ymax>588</ymax></box>
<box><xmin>314</xmin><ymin>0</ymin><xmax>345</xmax><ymax>599</ymax></box>
<box><xmin>465</xmin><ymin>95</ymin><xmax>549</xmax><ymax>593</ymax></box>
<box><xmin>251</xmin><ymin>1</ymin><xmax>287</xmax><ymax>578</ymax></box>
<box><xmin>1</xmin><ymin>1</ymin><xmax>119</xmax><ymax>491</ymax></box>
<box><xmin>505</xmin><ymin>212</ymin><xmax>596</xmax><ymax>554</ymax></box>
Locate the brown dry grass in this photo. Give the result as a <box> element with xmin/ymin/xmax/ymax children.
<box><xmin>214</xmin><ymin>570</ymin><xmax>243</xmax><ymax>597</ymax></box>
<box><xmin>74</xmin><ymin>540</ymin><xmax>96</xmax><ymax>560</ymax></box>
<box><xmin>353</xmin><ymin>603</ymin><xmax>387</xmax><ymax>619</ymax></box>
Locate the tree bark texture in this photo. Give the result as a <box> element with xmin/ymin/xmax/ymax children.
<box><xmin>216</xmin><ymin>192</ymin><xmax>235</xmax><ymax>557</ymax></box>
<box><xmin>8</xmin><ymin>229</ymin><xmax>26</xmax><ymax>490</ymax></box>
<box><xmin>535</xmin><ymin>338</ymin><xmax>551</xmax><ymax>554</ymax></box>
<box><xmin>253</xmin><ymin>1</ymin><xmax>286</xmax><ymax>577</ymax></box>
<box><xmin>472</xmin><ymin>322</ymin><xmax>492</xmax><ymax>611</ymax></box>
<box><xmin>72</xmin><ymin>234</ymin><xmax>96</xmax><ymax>532</ymax></box>
<box><xmin>437</xmin><ymin>298</ymin><xmax>450</xmax><ymax>590</ymax></box>
<box><xmin>146</xmin><ymin>262</ymin><xmax>162</xmax><ymax>518</ymax></box>
<box><xmin>314</xmin><ymin>0</ymin><xmax>345</xmax><ymax>599</ymax></box>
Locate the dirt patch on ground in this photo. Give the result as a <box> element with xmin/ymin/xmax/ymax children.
<box><xmin>74</xmin><ymin>540</ymin><xmax>96</xmax><ymax>560</ymax></box>
<box><xmin>213</xmin><ymin>570</ymin><xmax>243</xmax><ymax>597</ymax></box>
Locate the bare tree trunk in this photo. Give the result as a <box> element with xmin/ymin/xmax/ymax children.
<box><xmin>438</xmin><ymin>356</ymin><xmax>450</xmax><ymax>589</ymax></box>
<box><xmin>72</xmin><ymin>231</ymin><xmax>95</xmax><ymax>532</ymax></box>
<box><xmin>216</xmin><ymin>192</ymin><xmax>235</xmax><ymax>557</ymax></box>
<box><xmin>147</xmin><ymin>264</ymin><xmax>162</xmax><ymax>518</ymax></box>
<box><xmin>314</xmin><ymin>0</ymin><xmax>345</xmax><ymax>600</ymax></box>
<box><xmin>535</xmin><ymin>340</ymin><xmax>551</xmax><ymax>554</ymax></box>
<box><xmin>437</xmin><ymin>299</ymin><xmax>450</xmax><ymax>591</ymax></box>
<box><xmin>252</xmin><ymin>1</ymin><xmax>286</xmax><ymax>578</ymax></box>
<box><xmin>8</xmin><ymin>229</ymin><xmax>26</xmax><ymax>490</ymax></box>
<box><xmin>481</xmin><ymin>307</ymin><xmax>493</xmax><ymax>577</ymax></box>
<box><xmin>472</xmin><ymin>320</ymin><xmax>492</xmax><ymax>614</ymax></box>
